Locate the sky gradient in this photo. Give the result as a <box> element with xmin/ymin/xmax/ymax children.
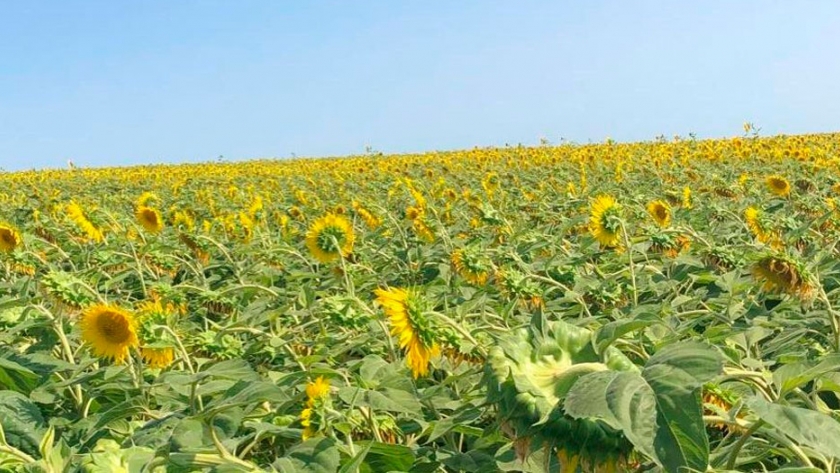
<box><xmin>1</xmin><ymin>1</ymin><xmax>839</xmax><ymax>171</ymax></box>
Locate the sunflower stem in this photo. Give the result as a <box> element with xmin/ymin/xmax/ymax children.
<box><xmin>621</xmin><ymin>221</ymin><xmax>639</xmax><ymax>307</ymax></box>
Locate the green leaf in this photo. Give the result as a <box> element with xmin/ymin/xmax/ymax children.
<box><xmin>338</xmin><ymin>387</ymin><xmax>421</xmax><ymax>415</ymax></box>
<box><xmin>338</xmin><ymin>442</ymin><xmax>371</xmax><ymax>473</ymax></box>
<box><xmin>748</xmin><ymin>397</ymin><xmax>840</xmax><ymax>460</ymax></box>
<box><xmin>564</xmin><ymin>371</ymin><xmax>658</xmax><ymax>460</ymax></box>
<box><xmin>0</xmin><ymin>390</ymin><xmax>46</xmax><ymax>455</ymax></box>
<box><xmin>276</xmin><ymin>437</ymin><xmax>341</xmax><ymax>473</ymax></box>
<box><xmin>0</xmin><ymin>356</ymin><xmax>40</xmax><ymax>394</ymax></box>
<box><xmin>594</xmin><ymin>315</ymin><xmax>658</xmax><ymax>354</ymax></box>
<box><xmin>642</xmin><ymin>342</ymin><xmax>722</xmax><ymax>473</ymax></box>
<box><xmin>354</xmin><ymin>441</ymin><xmax>414</xmax><ymax>473</ymax></box>
<box><xmin>772</xmin><ymin>353</ymin><xmax>840</xmax><ymax>396</ymax></box>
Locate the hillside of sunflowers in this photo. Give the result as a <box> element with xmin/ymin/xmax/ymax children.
<box><xmin>3</xmin><ymin>129</ymin><xmax>840</xmax><ymax>472</ymax></box>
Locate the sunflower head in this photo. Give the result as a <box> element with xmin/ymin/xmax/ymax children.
<box><xmin>766</xmin><ymin>175</ymin><xmax>791</xmax><ymax>197</ymax></box>
<box><xmin>305</xmin><ymin>213</ymin><xmax>355</xmax><ymax>263</ymax></box>
<box><xmin>751</xmin><ymin>254</ymin><xmax>814</xmax><ymax>301</ymax></box>
<box><xmin>0</xmin><ymin>224</ymin><xmax>22</xmax><ymax>252</ymax></box>
<box><xmin>646</xmin><ymin>200</ymin><xmax>672</xmax><ymax>228</ymax></box>
<box><xmin>682</xmin><ymin>186</ymin><xmax>692</xmax><ymax>209</ymax></box>
<box><xmin>451</xmin><ymin>246</ymin><xmax>491</xmax><ymax>285</ymax></box>
<box><xmin>135</xmin><ymin>299</ymin><xmax>179</xmax><ymax>369</ymax></box>
<box><xmin>589</xmin><ymin>195</ymin><xmax>622</xmax><ymax>248</ymax></box>
<box><xmin>136</xmin><ymin>206</ymin><xmax>164</xmax><ymax>233</ymax></box>
<box><xmin>305</xmin><ymin>376</ymin><xmax>331</xmax><ymax>401</ymax></box>
<box><xmin>80</xmin><ymin>304</ymin><xmax>139</xmax><ymax>364</ymax></box>
<box><xmin>374</xmin><ymin>287</ymin><xmax>440</xmax><ymax>378</ymax></box>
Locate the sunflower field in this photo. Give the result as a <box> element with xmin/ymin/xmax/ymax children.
<box><xmin>2</xmin><ymin>129</ymin><xmax>840</xmax><ymax>472</ymax></box>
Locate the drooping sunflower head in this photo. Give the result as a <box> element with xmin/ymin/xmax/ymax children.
<box><xmin>451</xmin><ymin>246</ymin><xmax>491</xmax><ymax>285</ymax></box>
<box><xmin>589</xmin><ymin>195</ymin><xmax>622</xmax><ymax>248</ymax></box>
<box><xmin>766</xmin><ymin>175</ymin><xmax>791</xmax><ymax>197</ymax></box>
<box><xmin>646</xmin><ymin>200</ymin><xmax>671</xmax><ymax>228</ymax></box>
<box><xmin>305</xmin><ymin>213</ymin><xmax>355</xmax><ymax>263</ymax></box>
<box><xmin>751</xmin><ymin>254</ymin><xmax>814</xmax><ymax>301</ymax></box>
<box><xmin>404</xmin><ymin>206</ymin><xmax>424</xmax><ymax>221</ymax></box>
<box><xmin>374</xmin><ymin>287</ymin><xmax>440</xmax><ymax>378</ymax></box>
<box><xmin>80</xmin><ymin>304</ymin><xmax>139</xmax><ymax>364</ymax></box>
<box><xmin>136</xmin><ymin>206</ymin><xmax>164</xmax><ymax>234</ymax></box>
<box><xmin>135</xmin><ymin>299</ymin><xmax>178</xmax><ymax>369</ymax></box>
<box><xmin>0</xmin><ymin>223</ymin><xmax>22</xmax><ymax>252</ymax></box>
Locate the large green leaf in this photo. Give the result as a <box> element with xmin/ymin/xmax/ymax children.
<box><xmin>0</xmin><ymin>390</ymin><xmax>45</xmax><ymax>455</ymax></box>
<box><xmin>749</xmin><ymin>397</ymin><xmax>840</xmax><ymax>460</ymax></box>
<box><xmin>642</xmin><ymin>342</ymin><xmax>722</xmax><ymax>473</ymax></box>
<box><xmin>275</xmin><ymin>437</ymin><xmax>341</xmax><ymax>473</ymax></box>
<box><xmin>338</xmin><ymin>387</ymin><xmax>421</xmax><ymax>415</ymax></box>
<box><xmin>564</xmin><ymin>370</ymin><xmax>657</xmax><ymax>460</ymax></box>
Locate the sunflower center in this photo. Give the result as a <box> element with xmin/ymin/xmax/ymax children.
<box><xmin>655</xmin><ymin>206</ymin><xmax>668</xmax><ymax>221</ymax></box>
<box><xmin>142</xmin><ymin>210</ymin><xmax>159</xmax><ymax>224</ymax></box>
<box><xmin>0</xmin><ymin>230</ymin><xmax>14</xmax><ymax>245</ymax></box>
<box><xmin>317</xmin><ymin>226</ymin><xmax>346</xmax><ymax>253</ymax></box>
<box><xmin>97</xmin><ymin>311</ymin><xmax>132</xmax><ymax>343</ymax></box>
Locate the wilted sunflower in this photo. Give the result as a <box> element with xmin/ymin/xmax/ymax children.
<box><xmin>589</xmin><ymin>195</ymin><xmax>622</xmax><ymax>248</ymax></box>
<box><xmin>305</xmin><ymin>213</ymin><xmax>355</xmax><ymax>263</ymax></box>
<box><xmin>136</xmin><ymin>205</ymin><xmax>164</xmax><ymax>233</ymax></box>
<box><xmin>80</xmin><ymin>304</ymin><xmax>139</xmax><ymax>364</ymax></box>
<box><xmin>646</xmin><ymin>200</ymin><xmax>671</xmax><ymax>228</ymax></box>
<box><xmin>451</xmin><ymin>247</ymin><xmax>491</xmax><ymax>285</ymax></box>
<box><xmin>752</xmin><ymin>254</ymin><xmax>814</xmax><ymax>301</ymax></box>
<box><xmin>766</xmin><ymin>175</ymin><xmax>791</xmax><ymax>197</ymax></box>
<box><xmin>374</xmin><ymin>287</ymin><xmax>440</xmax><ymax>378</ymax></box>
<box><xmin>0</xmin><ymin>223</ymin><xmax>22</xmax><ymax>252</ymax></box>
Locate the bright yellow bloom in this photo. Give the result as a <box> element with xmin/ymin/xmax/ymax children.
<box><xmin>66</xmin><ymin>202</ymin><xmax>104</xmax><ymax>243</ymax></box>
<box><xmin>305</xmin><ymin>213</ymin><xmax>355</xmax><ymax>263</ymax></box>
<box><xmin>682</xmin><ymin>186</ymin><xmax>692</xmax><ymax>209</ymax></box>
<box><xmin>80</xmin><ymin>304</ymin><xmax>139</xmax><ymax>364</ymax></box>
<box><xmin>589</xmin><ymin>195</ymin><xmax>622</xmax><ymax>248</ymax></box>
<box><xmin>140</xmin><ymin>347</ymin><xmax>174</xmax><ymax>369</ymax></box>
<box><xmin>305</xmin><ymin>376</ymin><xmax>331</xmax><ymax>401</ymax></box>
<box><xmin>0</xmin><ymin>223</ymin><xmax>22</xmax><ymax>252</ymax></box>
<box><xmin>766</xmin><ymin>175</ymin><xmax>791</xmax><ymax>197</ymax></box>
<box><xmin>374</xmin><ymin>287</ymin><xmax>440</xmax><ymax>378</ymax></box>
<box><xmin>646</xmin><ymin>200</ymin><xmax>671</xmax><ymax>228</ymax></box>
<box><xmin>136</xmin><ymin>206</ymin><xmax>164</xmax><ymax>233</ymax></box>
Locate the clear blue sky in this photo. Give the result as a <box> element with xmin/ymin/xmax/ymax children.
<box><xmin>1</xmin><ymin>1</ymin><xmax>838</xmax><ymax>171</ymax></box>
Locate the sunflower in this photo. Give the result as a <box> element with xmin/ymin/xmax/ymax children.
<box><xmin>135</xmin><ymin>299</ymin><xmax>178</xmax><ymax>369</ymax></box>
<box><xmin>136</xmin><ymin>205</ymin><xmax>164</xmax><ymax>233</ymax></box>
<box><xmin>766</xmin><ymin>175</ymin><xmax>791</xmax><ymax>197</ymax></box>
<box><xmin>141</xmin><ymin>347</ymin><xmax>175</xmax><ymax>369</ymax></box>
<box><xmin>374</xmin><ymin>287</ymin><xmax>440</xmax><ymax>378</ymax></box>
<box><xmin>752</xmin><ymin>254</ymin><xmax>814</xmax><ymax>301</ymax></box>
<box><xmin>80</xmin><ymin>304</ymin><xmax>139</xmax><ymax>364</ymax></box>
<box><xmin>306</xmin><ymin>376</ymin><xmax>331</xmax><ymax>400</ymax></box>
<box><xmin>66</xmin><ymin>202</ymin><xmax>104</xmax><ymax>243</ymax></box>
<box><xmin>404</xmin><ymin>206</ymin><xmax>424</xmax><ymax>221</ymax></box>
<box><xmin>0</xmin><ymin>224</ymin><xmax>22</xmax><ymax>252</ymax></box>
<box><xmin>646</xmin><ymin>200</ymin><xmax>671</xmax><ymax>228</ymax></box>
<box><xmin>300</xmin><ymin>376</ymin><xmax>331</xmax><ymax>440</ymax></box>
<box><xmin>682</xmin><ymin>186</ymin><xmax>692</xmax><ymax>209</ymax></box>
<box><xmin>451</xmin><ymin>247</ymin><xmax>490</xmax><ymax>285</ymax></box>
<box><xmin>305</xmin><ymin>213</ymin><xmax>355</xmax><ymax>263</ymax></box>
<box><xmin>589</xmin><ymin>195</ymin><xmax>622</xmax><ymax>248</ymax></box>
<box><xmin>412</xmin><ymin>219</ymin><xmax>435</xmax><ymax>243</ymax></box>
